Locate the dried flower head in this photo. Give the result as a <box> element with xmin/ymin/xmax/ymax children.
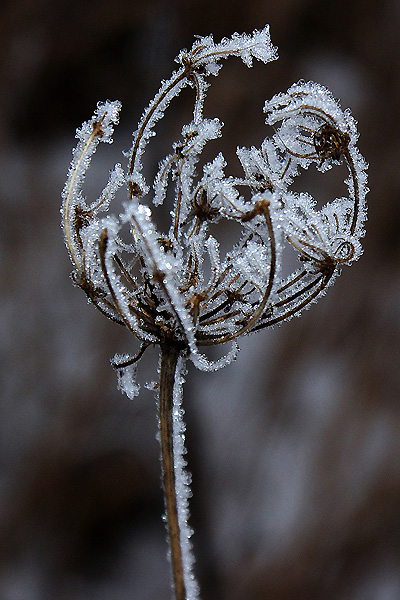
<box><xmin>61</xmin><ymin>26</ymin><xmax>368</xmax><ymax>600</ymax></box>
<box><xmin>62</xmin><ymin>29</ymin><xmax>367</xmax><ymax>385</ymax></box>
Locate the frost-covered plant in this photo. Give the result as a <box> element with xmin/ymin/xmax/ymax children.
<box><xmin>62</xmin><ymin>26</ymin><xmax>367</xmax><ymax>600</ymax></box>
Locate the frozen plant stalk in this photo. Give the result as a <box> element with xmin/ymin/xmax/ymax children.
<box><xmin>62</xmin><ymin>25</ymin><xmax>368</xmax><ymax>600</ymax></box>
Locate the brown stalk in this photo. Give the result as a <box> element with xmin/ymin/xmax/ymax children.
<box><xmin>159</xmin><ymin>342</ymin><xmax>187</xmax><ymax>600</ymax></box>
<box><xmin>128</xmin><ymin>70</ymin><xmax>186</xmax><ymax>181</ymax></box>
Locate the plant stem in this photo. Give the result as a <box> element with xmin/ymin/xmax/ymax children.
<box><xmin>159</xmin><ymin>342</ymin><xmax>186</xmax><ymax>600</ymax></box>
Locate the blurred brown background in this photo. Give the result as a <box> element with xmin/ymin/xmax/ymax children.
<box><xmin>1</xmin><ymin>1</ymin><xmax>400</xmax><ymax>599</ymax></box>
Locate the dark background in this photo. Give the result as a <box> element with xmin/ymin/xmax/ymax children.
<box><xmin>1</xmin><ymin>1</ymin><xmax>400</xmax><ymax>598</ymax></box>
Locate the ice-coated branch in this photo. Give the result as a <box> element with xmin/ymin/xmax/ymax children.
<box><xmin>61</xmin><ymin>101</ymin><xmax>122</xmax><ymax>273</ymax></box>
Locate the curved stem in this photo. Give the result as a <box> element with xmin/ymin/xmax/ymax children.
<box><xmin>63</xmin><ymin>120</ymin><xmax>104</xmax><ymax>272</ymax></box>
<box><xmin>344</xmin><ymin>150</ymin><xmax>360</xmax><ymax>235</ymax></box>
<box><xmin>159</xmin><ymin>342</ymin><xmax>187</xmax><ymax>600</ymax></box>
<box><xmin>199</xmin><ymin>199</ymin><xmax>276</xmax><ymax>346</ymax></box>
<box><xmin>127</xmin><ymin>70</ymin><xmax>186</xmax><ymax>181</ymax></box>
<box><xmin>253</xmin><ymin>270</ymin><xmax>332</xmax><ymax>330</ymax></box>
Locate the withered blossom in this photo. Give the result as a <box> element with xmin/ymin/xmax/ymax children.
<box><xmin>62</xmin><ymin>26</ymin><xmax>367</xmax><ymax>600</ymax></box>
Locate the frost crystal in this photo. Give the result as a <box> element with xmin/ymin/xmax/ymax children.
<box><xmin>115</xmin><ymin>358</ymin><xmax>140</xmax><ymax>400</ymax></box>
<box><xmin>61</xmin><ymin>25</ymin><xmax>368</xmax><ymax>600</ymax></box>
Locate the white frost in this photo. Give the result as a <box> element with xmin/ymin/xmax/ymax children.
<box><xmin>171</xmin><ymin>356</ymin><xmax>200</xmax><ymax>600</ymax></box>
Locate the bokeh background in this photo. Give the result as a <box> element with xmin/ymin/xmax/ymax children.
<box><xmin>1</xmin><ymin>1</ymin><xmax>400</xmax><ymax>598</ymax></box>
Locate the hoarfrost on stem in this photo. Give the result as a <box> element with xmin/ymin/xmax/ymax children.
<box><xmin>170</xmin><ymin>355</ymin><xmax>199</xmax><ymax>600</ymax></box>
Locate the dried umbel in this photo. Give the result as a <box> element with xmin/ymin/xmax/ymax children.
<box><xmin>62</xmin><ymin>26</ymin><xmax>367</xmax><ymax>600</ymax></box>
